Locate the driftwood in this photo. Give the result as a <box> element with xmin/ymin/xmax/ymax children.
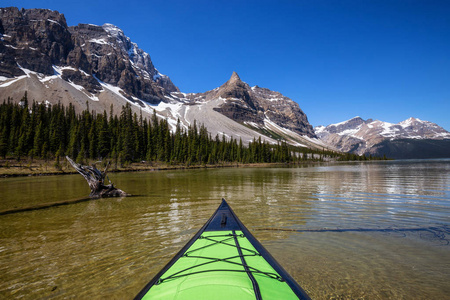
<box><xmin>66</xmin><ymin>156</ymin><xmax>128</xmax><ymax>198</ymax></box>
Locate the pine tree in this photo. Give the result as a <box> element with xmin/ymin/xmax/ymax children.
<box><xmin>97</xmin><ymin>111</ymin><xmax>110</xmax><ymax>159</ymax></box>
<box><xmin>146</xmin><ymin>118</ymin><xmax>154</xmax><ymax>161</ymax></box>
<box><xmin>33</xmin><ymin>122</ymin><xmax>44</xmax><ymax>157</ymax></box>
<box><xmin>67</xmin><ymin>122</ymin><xmax>79</xmax><ymax>159</ymax></box>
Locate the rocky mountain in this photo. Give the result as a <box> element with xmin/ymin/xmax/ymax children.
<box><xmin>0</xmin><ymin>7</ymin><xmax>177</xmax><ymax>104</ymax></box>
<box><xmin>0</xmin><ymin>7</ymin><xmax>326</xmax><ymax>150</ymax></box>
<box><xmin>315</xmin><ymin>117</ymin><xmax>450</xmax><ymax>158</ymax></box>
<box><xmin>157</xmin><ymin>71</ymin><xmax>323</xmax><ymax>149</ymax></box>
<box><xmin>168</xmin><ymin>71</ymin><xmax>315</xmax><ymax>137</ymax></box>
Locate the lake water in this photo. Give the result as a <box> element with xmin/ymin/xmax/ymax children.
<box><xmin>0</xmin><ymin>160</ymin><xmax>449</xmax><ymax>299</ymax></box>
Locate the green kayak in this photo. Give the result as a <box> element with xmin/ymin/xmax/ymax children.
<box><xmin>134</xmin><ymin>199</ymin><xmax>310</xmax><ymax>300</ymax></box>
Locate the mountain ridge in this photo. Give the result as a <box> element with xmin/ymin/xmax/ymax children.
<box><xmin>315</xmin><ymin>117</ymin><xmax>450</xmax><ymax>158</ymax></box>
<box><xmin>169</xmin><ymin>71</ymin><xmax>316</xmax><ymax>138</ymax></box>
<box><xmin>0</xmin><ymin>7</ymin><xmax>178</xmax><ymax>104</ymax></box>
<box><xmin>0</xmin><ymin>7</ymin><xmax>325</xmax><ymax>150</ymax></box>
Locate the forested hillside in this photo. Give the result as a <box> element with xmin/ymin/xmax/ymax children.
<box><xmin>0</xmin><ymin>93</ymin><xmax>345</xmax><ymax>167</ymax></box>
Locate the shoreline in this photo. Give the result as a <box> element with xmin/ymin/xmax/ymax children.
<box><xmin>0</xmin><ymin>158</ymin><xmax>315</xmax><ymax>178</ymax></box>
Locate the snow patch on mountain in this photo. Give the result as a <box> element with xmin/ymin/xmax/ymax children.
<box><xmin>0</xmin><ymin>74</ymin><xmax>27</xmax><ymax>87</ymax></box>
<box><xmin>0</xmin><ymin>8</ymin><xmax>328</xmax><ymax>152</ymax></box>
<box><xmin>101</xmin><ymin>23</ymin><xmax>169</xmax><ymax>85</ymax></box>
<box><xmin>88</xmin><ymin>38</ymin><xmax>109</xmax><ymax>45</ymax></box>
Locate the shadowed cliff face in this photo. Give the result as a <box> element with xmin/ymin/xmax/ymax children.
<box><xmin>0</xmin><ymin>7</ymin><xmax>74</xmax><ymax>76</ymax></box>
<box><xmin>0</xmin><ymin>7</ymin><xmax>178</xmax><ymax>104</ymax></box>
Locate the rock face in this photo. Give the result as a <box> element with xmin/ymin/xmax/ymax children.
<box><xmin>69</xmin><ymin>23</ymin><xmax>178</xmax><ymax>103</ymax></box>
<box><xmin>1</xmin><ymin>6</ymin><xmax>323</xmax><ymax>150</ymax></box>
<box><xmin>0</xmin><ymin>7</ymin><xmax>178</xmax><ymax>104</ymax></box>
<box><xmin>171</xmin><ymin>72</ymin><xmax>316</xmax><ymax>138</ymax></box>
<box><xmin>0</xmin><ymin>7</ymin><xmax>74</xmax><ymax>76</ymax></box>
<box><xmin>315</xmin><ymin>117</ymin><xmax>450</xmax><ymax>158</ymax></box>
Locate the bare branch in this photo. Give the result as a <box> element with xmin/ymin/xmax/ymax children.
<box><xmin>66</xmin><ymin>156</ymin><xmax>128</xmax><ymax>198</ymax></box>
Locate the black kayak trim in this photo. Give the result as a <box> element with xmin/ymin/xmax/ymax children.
<box><xmin>134</xmin><ymin>199</ymin><xmax>311</xmax><ymax>300</ymax></box>
<box><xmin>233</xmin><ymin>229</ymin><xmax>263</xmax><ymax>300</ymax></box>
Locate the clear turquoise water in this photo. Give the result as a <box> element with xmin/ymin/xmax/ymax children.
<box><xmin>0</xmin><ymin>160</ymin><xmax>449</xmax><ymax>299</ymax></box>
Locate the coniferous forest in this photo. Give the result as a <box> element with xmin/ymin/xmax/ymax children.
<box><xmin>0</xmin><ymin>93</ymin><xmax>366</xmax><ymax>167</ymax></box>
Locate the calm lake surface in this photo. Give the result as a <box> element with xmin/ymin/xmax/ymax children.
<box><xmin>1</xmin><ymin>160</ymin><xmax>449</xmax><ymax>299</ymax></box>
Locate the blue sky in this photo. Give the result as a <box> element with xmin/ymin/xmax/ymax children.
<box><xmin>4</xmin><ymin>0</ymin><xmax>450</xmax><ymax>130</ymax></box>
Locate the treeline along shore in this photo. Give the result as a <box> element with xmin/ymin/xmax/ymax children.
<box><xmin>0</xmin><ymin>93</ymin><xmax>382</xmax><ymax>176</ymax></box>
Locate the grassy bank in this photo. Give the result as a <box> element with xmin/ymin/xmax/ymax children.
<box><xmin>0</xmin><ymin>158</ymin><xmax>296</xmax><ymax>177</ymax></box>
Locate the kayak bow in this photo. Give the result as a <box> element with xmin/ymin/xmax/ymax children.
<box><xmin>134</xmin><ymin>199</ymin><xmax>310</xmax><ymax>300</ymax></box>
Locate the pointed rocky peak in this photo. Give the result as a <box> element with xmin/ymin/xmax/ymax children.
<box><xmin>218</xmin><ymin>71</ymin><xmax>247</xmax><ymax>92</ymax></box>
<box><xmin>214</xmin><ymin>71</ymin><xmax>251</xmax><ymax>101</ymax></box>
<box><xmin>229</xmin><ymin>72</ymin><xmax>250</xmax><ymax>90</ymax></box>
<box><xmin>209</xmin><ymin>70</ymin><xmax>316</xmax><ymax>138</ymax></box>
<box><xmin>229</xmin><ymin>71</ymin><xmax>242</xmax><ymax>84</ymax></box>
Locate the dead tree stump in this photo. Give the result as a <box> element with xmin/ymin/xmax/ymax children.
<box><xmin>66</xmin><ymin>156</ymin><xmax>128</xmax><ymax>198</ymax></box>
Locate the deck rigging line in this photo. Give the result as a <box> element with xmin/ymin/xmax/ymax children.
<box><xmin>156</xmin><ymin>232</ymin><xmax>283</xmax><ymax>285</ymax></box>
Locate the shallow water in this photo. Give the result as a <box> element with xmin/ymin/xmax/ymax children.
<box><xmin>0</xmin><ymin>160</ymin><xmax>449</xmax><ymax>299</ymax></box>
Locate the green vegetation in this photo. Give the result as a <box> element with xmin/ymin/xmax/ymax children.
<box><xmin>0</xmin><ymin>93</ymin><xmax>380</xmax><ymax>170</ymax></box>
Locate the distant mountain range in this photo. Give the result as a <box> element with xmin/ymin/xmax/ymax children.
<box><xmin>0</xmin><ymin>7</ymin><xmax>325</xmax><ymax>150</ymax></box>
<box><xmin>315</xmin><ymin>117</ymin><xmax>450</xmax><ymax>159</ymax></box>
<box><xmin>1</xmin><ymin>7</ymin><xmax>449</xmax><ymax>159</ymax></box>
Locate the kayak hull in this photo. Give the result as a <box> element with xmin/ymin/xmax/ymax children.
<box><xmin>134</xmin><ymin>199</ymin><xmax>310</xmax><ymax>300</ymax></box>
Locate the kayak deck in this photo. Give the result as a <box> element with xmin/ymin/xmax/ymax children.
<box><xmin>134</xmin><ymin>199</ymin><xmax>310</xmax><ymax>300</ymax></box>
